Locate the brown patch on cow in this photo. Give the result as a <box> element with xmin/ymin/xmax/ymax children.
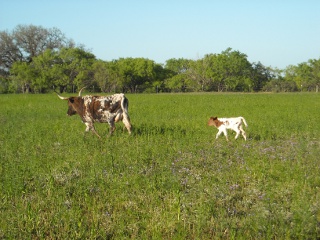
<box><xmin>208</xmin><ymin>117</ymin><xmax>224</xmax><ymax>128</ymax></box>
<box><xmin>103</xmin><ymin>100</ymin><xmax>111</xmax><ymax>110</ymax></box>
<box><xmin>90</xmin><ymin>100</ymin><xmax>102</xmax><ymax>120</ymax></box>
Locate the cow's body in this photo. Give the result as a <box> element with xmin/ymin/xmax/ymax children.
<box><xmin>208</xmin><ymin>116</ymin><xmax>247</xmax><ymax>141</ymax></box>
<box><xmin>56</xmin><ymin>89</ymin><xmax>131</xmax><ymax>138</ymax></box>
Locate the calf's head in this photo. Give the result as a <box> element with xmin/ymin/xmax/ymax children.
<box><xmin>208</xmin><ymin>117</ymin><xmax>223</xmax><ymax>128</ymax></box>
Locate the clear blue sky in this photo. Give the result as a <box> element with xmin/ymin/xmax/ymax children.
<box><xmin>1</xmin><ymin>0</ymin><xmax>319</xmax><ymax>69</ymax></box>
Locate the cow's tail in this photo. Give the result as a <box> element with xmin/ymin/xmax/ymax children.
<box><xmin>120</xmin><ymin>94</ymin><xmax>132</xmax><ymax>134</ymax></box>
<box><xmin>241</xmin><ymin>117</ymin><xmax>248</xmax><ymax>127</ymax></box>
<box><xmin>121</xmin><ymin>95</ymin><xmax>129</xmax><ymax>117</ymax></box>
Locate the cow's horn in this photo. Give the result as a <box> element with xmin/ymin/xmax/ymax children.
<box><xmin>54</xmin><ymin>90</ymin><xmax>68</xmax><ymax>100</ymax></box>
<box><xmin>78</xmin><ymin>87</ymin><xmax>86</xmax><ymax>96</ymax></box>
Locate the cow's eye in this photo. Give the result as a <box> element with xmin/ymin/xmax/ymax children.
<box><xmin>70</xmin><ymin>98</ymin><xmax>74</xmax><ymax>103</ymax></box>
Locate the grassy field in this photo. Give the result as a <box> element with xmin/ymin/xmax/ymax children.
<box><xmin>0</xmin><ymin>92</ymin><xmax>319</xmax><ymax>239</ymax></box>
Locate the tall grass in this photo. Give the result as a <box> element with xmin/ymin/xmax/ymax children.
<box><xmin>0</xmin><ymin>92</ymin><xmax>319</xmax><ymax>239</ymax></box>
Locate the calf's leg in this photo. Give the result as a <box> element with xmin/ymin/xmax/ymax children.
<box><xmin>223</xmin><ymin>129</ymin><xmax>229</xmax><ymax>141</ymax></box>
<box><xmin>216</xmin><ymin>129</ymin><xmax>228</xmax><ymax>141</ymax></box>
<box><xmin>240</xmin><ymin>126</ymin><xmax>247</xmax><ymax>140</ymax></box>
<box><xmin>234</xmin><ymin>129</ymin><xmax>241</xmax><ymax>139</ymax></box>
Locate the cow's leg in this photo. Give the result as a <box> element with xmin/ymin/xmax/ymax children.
<box><xmin>108</xmin><ymin>120</ymin><xmax>116</xmax><ymax>136</ymax></box>
<box><xmin>85</xmin><ymin>122</ymin><xmax>101</xmax><ymax>139</ymax></box>
<box><xmin>92</xmin><ymin>128</ymin><xmax>101</xmax><ymax>139</ymax></box>
<box><xmin>117</xmin><ymin>112</ymin><xmax>132</xmax><ymax>134</ymax></box>
<box><xmin>122</xmin><ymin>116</ymin><xmax>132</xmax><ymax>134</ymax></box>
<box><xmin>85</xmin><ymin>122</ymin><xmax>91</xmax><ymax>132</ymax></box>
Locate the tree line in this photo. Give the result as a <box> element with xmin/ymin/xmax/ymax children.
<box><xmin>1</xmin><ymin>25</ymin><xmax>319</xmax><ymax>93</ymax></box>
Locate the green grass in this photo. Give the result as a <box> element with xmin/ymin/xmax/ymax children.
<box><xmin>0</xmin><ymin>92</ymin><xmax>319</xmax><ymax>239</ymax></box>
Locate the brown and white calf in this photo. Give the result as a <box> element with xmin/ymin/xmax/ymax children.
<box><xmin>208</xmin><ymin>116</ymin><xmax>248</xmax><ymax>141</ymax></box>
<box><xmin>56</xmin><ymin>88</ymin><xmax>132</xmax><ymax>138</ymax></box>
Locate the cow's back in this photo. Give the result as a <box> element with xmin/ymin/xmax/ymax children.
<box><xmin>84</xmin><ymin>94</ymin><xmax>125</xmax><ymax>123</ymax></box>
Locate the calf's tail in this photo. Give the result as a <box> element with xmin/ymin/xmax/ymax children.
<box><xmin>241</xmin><ymin>117</ymin><xmax>248</xmax><ymax>127</ymax></box>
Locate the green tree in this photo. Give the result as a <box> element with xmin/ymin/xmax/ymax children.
<box><xmin>263</xmin><ymin>77</ymin><xmax>297</xmax><ymax>92</ymax></box>
<box><xmin>165</xmin><ymin>74</ymin><xmax>191</xmax><ymax>92</ymax></box>
<box><xmin>285</xmin><ymin>63</ymin><xmax>311</xmax><ymax>91</ymax></box>
<box><xmin>10</xmin><ymin>48</ymin><xmax>96</xmax><ymax>93</ymax></box>
<box><xmin>0</xmin><ymin>31</ymin><xmax>23</xmax><ymax>74</ymax></box>
<box><xmin>165</xmin><ymin>58</ymin><xmax>191</xmax><ymax>74</ymax></box>
<box><xmin>151</xmin><ymin>63</ymin><xmax>170</xmax><ymax>93</ymax></box>
<box><xmin>250</xmin><ymin>62</ymin><xmax>273</xmax><ymax>91</ymax></box>
<box><xmin>31</xmin><ymin>49</ymin><xmax>56</xmax><ymax>93</ymax></box>
<box><xmin>164</xmin><ymin>58</ymin><xmax>193</xmax><ymax>92</ymax></box>
<box><xmin>93</xmin><ymin>60</ymin><xmax>121</xmax><ymax>92</ymax></box>
<box><xmin>212</xmin><ymin>48</ymin><xmax>252</xmax><ymax>91</ymax></box>
<box><xmin>52</xmin><ymin>48</ymin><xmax>96</xmax><ymax>92</ymax></box>
<box><xmin>187</xmin><ymin>48</ymin><xmax>253</xmax><ymax>92</ymax></box>
<box><xmin>307</xmin><ymin>59</ymin><xmax>320</xmax><ymax>91</ymax></box>
<box><xmin>1</xmin><ymin>25</ymin><xmax>74</xmax><ymax>75</ymax></box>
<box><xmin>188</xmin><ymin>57</ymin><xmax>213</xmax><ymax>91</ymax></box>
<box><xmin>115</xmin><ymin>58</ymin><xmax>157</xmax><ymax>93</ymax></box>
<box><xmin>10</xmin><ymin>61</ymin><xmax>37</xmax><ymax>93</ymax></box>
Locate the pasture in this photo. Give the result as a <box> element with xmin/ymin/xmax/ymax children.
<box><xmin>0</xmin><ymin>92</ymin><xmax>319</xmax><ymax>239</ymax></box>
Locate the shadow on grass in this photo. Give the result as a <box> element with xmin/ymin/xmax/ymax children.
<box><xmin>133</xmin><ymin>123</ymin><xmax>187</xmax><ymax>136</ymax></box>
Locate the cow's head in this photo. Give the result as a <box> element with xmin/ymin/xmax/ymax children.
<box><xmin>55</xmin><ymin>87</ymin><xmax>86</xmax><ymax>116</ymax></box>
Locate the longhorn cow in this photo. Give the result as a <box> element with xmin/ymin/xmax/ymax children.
<box><xmin>56</xmin><ymin>88</ymin><xmax>132</xmax><ymax>138</ymax></box>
